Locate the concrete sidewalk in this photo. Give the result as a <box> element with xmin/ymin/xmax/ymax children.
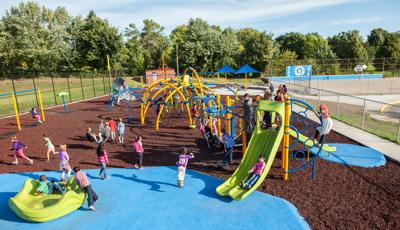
<box><xmin>292</xmin><ymin>104</ymin><xmax>400</xmax><ymax>163</ymax></box>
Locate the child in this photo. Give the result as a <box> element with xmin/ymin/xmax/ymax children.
<box><xmin>9</xmin><ymin>136</ymin><xmax>33</xmax><ymax>165</ymax></box>
<box><xmin>35</xmin><ymin>175</ymin><xmax>66</xmax><ymax>195</ymax></box>
<box><xmin>86</xmin><ymin>128</ymin><xmax>98</xmax><ymax>142</ymax></box>
<box><xmin>97</xmin><ymin>142</ymin><xmax>110</xmax><ymax>180</ymax></box>
<box><xmin>30</xmin><ymin>107</ymin><xmax>42</xmax><ymax>123</ymax></box>
<box><xmin>108</xmin><ymin>117</ymin><xmax>117</xmax><ymax>143</ymax></box>
<box><xmin>73</xmin><ymin>167</ymin><xmax>98</xmax><ymax>211</ymax></box>
<box><xmin>191</xmin><ymin>104</ymin><xmax>200</xmax><ymax>126</ymax></box>
<box><xmin>262</xmin><ymin>90</ymin><xmax>273</xmax><ymax>129</ymax></box>
<box><xmin>314</xmin><ymin>104</ymin><xmax>333</xmax><ymax>146</ymax></box>
<box><xmin>176</xmin><ymin>147</ymin><xmax>194</xmax><ymax>188</ymax></box>
<box><xmin>58</xmin><ymin>144</ymin><xmax>71</xmax><ymax>182</ymax></box>
<box><xmin>98</xmin><ymin>120</ymin><xmax>106</xmax><ymax>142</ymax></box>
<box><xmin>43</xmin><ymin>134</ymin><xmax>56</xmax><ymax>162</ymax></box>
<box><xmin>134</xmin><ymin>136</ymin><xmax>144</xmax><ymax>169</ymax></box>
<box><xmin>117</xmin><ymin>118</ymin><xmax>125</xmax><ymax>144</ymax></box>
<box><xmin>221</xmin><ymin>128</ymin><xmax>235</xmax><ymax>164</ymax></box>
<box><xmin>240</xmin><ymin>155</ymin><xmax>266</xmax><ymax>190</ymax></box>
<box><xmin>101</xmin><ymin>122</ymin><xmax>111</xmax><ymax>142</ymax></box>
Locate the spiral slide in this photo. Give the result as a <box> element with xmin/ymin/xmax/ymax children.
<box><xmin>216</xmin><ymin>100</ymin><xmax>285</xmax><ymax>200</ymax></box>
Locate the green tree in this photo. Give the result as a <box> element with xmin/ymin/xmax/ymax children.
<box><xmin>303</xmin><ymin>33</ymin><xmax>336</xmax><ymax>59</ymax></box>
<box><xmin>75</xmin><ymin>11</ymin><xmax>123</xmax><ymax>70</ymax></box>
<box><xmin>123</xmin><ymin>23</ymin><xmax>145</xmax><ymax>75</ymax></box>
<box><xmin>276</xmin><ymin>32</ymin><xmax>305</xmax><ymax>59</ymax></box>
<box><xmin>237</xmin><ymin>28</ymin><xmax>278</xmax><ymax>72</ymax></box>
<box><xmin>328</xmin><ymin>30</ymin><xmax>369</xmax><ymax>60</ymax></box>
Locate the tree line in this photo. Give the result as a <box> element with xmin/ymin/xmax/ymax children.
<box><xmin>0</xmin><ymin>1</ymin><xmax>399</xmax><ymax>77</ymax></box>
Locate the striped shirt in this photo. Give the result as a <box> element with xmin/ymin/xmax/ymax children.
<box><xmin>75</xmin><ymin>171</ymin><xmax>90</xmax><ymax>188</ymax></box>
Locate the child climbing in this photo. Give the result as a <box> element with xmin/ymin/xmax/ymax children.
<box><xmin>118</xmin><ymin>118</ymin><xmax>125</xmax><ymax>144</ymax></box>
<box><xmin>176</xmin><ymin>147</ymin><xmax>194</xmax><ymax>188</ymax></box>
<box><xmin>43</xmin><ymin>134</ymin><xmax>56</xmax><ymax>162</ymax></box>
<box><xmin>9</xmin><ymin>136</ymin><xmax>33</xmax><ymax>165</ymax></box>
<box><xmin>58</xmin><ymin>144</ymin><xmax>71</xmax><ymax>182</ymax></box>
<box><xmin>108</xmin><ymin>117</ymin><xmax>117</xmax><ymax>143</ymax></box>
<box><xmin>97</xmin><ymin>142</ymin><xmax>110</xmax><ymax>180</ymax></box>
<box><xmin>240</xmin><ymin>155</ymin><xmax>266</xmax><ymax>190</ymax></box>
<box><xmin>30</xmin><ymin>107</ymin><xmax>42</xmax><ymax>123</ymax></box>
<box><xmin>134</xmin><ymin>135</ymin><xmax>144</xmax><ymax>169</ymax></box>
<box><xmin>314</xmin><ymin>104</ymin><xmax>333</xmax><ymax>146</ymax></box>
<box><xmin>73</xmin><ymin>167</ymin><xmax>98</xmax><ymax>211</ymax></box>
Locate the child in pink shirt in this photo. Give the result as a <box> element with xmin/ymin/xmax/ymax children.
<box><xmin>134</xmin><ymin>135</ymin><xmax>144</xmax><ymax>169</ymax></box>
<box><xmin>58</xmin><ymin>144</ymin><xmax>71</xmax><ymax>181</ymax></box>
<box><xmin>97</xmin><ymin>142</ymin><xmax>110</xmax><ymax>180</ymax></box>
<box><xmin>240</xmin><ymin>155</ymin><xmax>266</xmax><ymax>190</ymax></box>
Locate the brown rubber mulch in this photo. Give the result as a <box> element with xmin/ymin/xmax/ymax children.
<box><xmin>0</xmin><ymin>96</ymin><xmax>399</xmax><ymax>229</ymax></box>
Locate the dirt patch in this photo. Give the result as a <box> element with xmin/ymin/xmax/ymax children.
<box><xmin>0</xmin><ymin>96</ymin><xmax>399</xmax><ymax>229</ymax></box>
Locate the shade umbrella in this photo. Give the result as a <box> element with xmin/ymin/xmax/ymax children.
<box><xmin>235</xmin><ymin>64</ymin><xmax>259</xmax><ymax>89</ymax></box>
<box><xmin>216</xmin><ymin>65</ymin><xmax>235</xmax><ymax>86</ymax></box>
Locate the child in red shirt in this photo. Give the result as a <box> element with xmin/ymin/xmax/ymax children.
<box><xmin>108</xmin><ymin>117</ymin><xmax>117</xmax><ymax>143</ymax></box>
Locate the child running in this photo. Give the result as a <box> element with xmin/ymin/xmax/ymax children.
<box><xmin>108</xmin><ymin>117</ymin><xmax>117</xmax><ymax>143</ymax></box>
<box><xmin>117</xmin><ymin>118</ymin><xmax>125</xmax><ymax>144</ymax></box>
<box><xmin>9</xmin><ymin>136</ymin><xmax>33</xmax><ymax>165</ymax></box>
<box><xmin>97</xmin><ymin>142</ymin><xmax>110</xmax><ymax>180</ymax></box>
<box><xmin>176</xmin><ymin>147</ymin><xmax>194</xmax><ymax>188</ymax></box>
<box><xmin>30</xmin><ymin>107</ymin><xmax>42</xmax><ymax>123</ymax></box>
<box><xmin>43</xmin><ymin>134</ymin><xmax>56</xmax><ymax>162</ymax></box>
<box><xmin>240</xmin><ymin>155</ymin><xmax>266</xmax><ymax>190</ymax></box>
<box><xmin>314</xmin><ymin>104</ymin><xmax>333</xmax><ymax>146</ymax></box>
<box><xmin>58</xmin><ymin>144</ymin><xmax>71</xmax><ymax>181</ymax></box>
<box><xmin>134</xmin><ymin>136</ymin><xmax>144</xmax><ymax>169</ymax></box>
<box><xmin>73</xmin><ymin>167</ymin><xmax>98</xmax><ymax>211</ymax></box>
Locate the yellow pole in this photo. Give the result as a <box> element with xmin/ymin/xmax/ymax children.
<box><xmin>241</xmin><ymin>111</ymin><xmax>247</xmax><ymax>156</ymax></box>
<box><xmin>217</xmin><ymin>94</ymin><xmax>221</xmax><ymax>138</ymax></box>
<box><xmin>38</xmin><ymin>89</ymin><xmax>45</xmax><ymax>122</ymax></box>
<box><xmin>11</xmin><ymin>93</ymin><xmax>21</xmax><ymax>131</ymax></box>
<box><xmin>245</xmin><ymin>73</ymin><xmax>248</xmax><ymax>90</ymax></box>
<box><xmin>217</xmin><ymin>73</ymin><xmax>220</xmax><ymax>85</ymax></box>
<box><xmin>226</xmin><ymin>96</ymin><xmax>231</xmax><ymax>135</ymax></box>
<box><xmin>107</xmin><ymin>54</ymin><xmax>112</xmax><ymax>93</ymax></box>
<box><xmin>225</xmin><ymin>73</ymin><xmax>228</xmax><ymax>87</ymax></box>
<box><xmin>162</xmin><ymin>54</ymin><xmax>165</xmax><ymax>79</ymax></box>
<box><xmin>283</xmin><ymin>95</ymin><xmax>291</xmax><ymax>181</ymax></box>
<box><xmin>208</xmin><ymin>100</ymin><xmax>213</xmax><ymax>132</ymax></box>
<box><xmin>140</xmin><ymin>76</ymin><xmax>144</xmax><ymax>88</ymax></box>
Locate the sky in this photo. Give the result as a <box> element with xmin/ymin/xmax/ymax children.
<box><xmin>1</xmin><ymin>0</ymin><xmax>399</xmax><ymax>38</ymax></box>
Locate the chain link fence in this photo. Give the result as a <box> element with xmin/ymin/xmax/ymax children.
<box><xmin>271</xmin><ymin>79</ymin><xmax>400</xmax><ymax>144</ymax></box>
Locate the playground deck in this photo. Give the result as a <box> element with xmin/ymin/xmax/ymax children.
<box><xmin>0</xmin><ymin>96</ymin><xmax>399</xmax><ymax>229</ymax></box>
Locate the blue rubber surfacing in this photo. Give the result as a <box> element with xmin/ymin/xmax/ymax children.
<box><xmin>315</xmin><ymin>144</ymin><xmax>386</xmax><ymax>167</ymax></box>
<box><xmin>0</xmin><ymin>167</ymin><xmax>310</xmax><ymax>230</ymax></box>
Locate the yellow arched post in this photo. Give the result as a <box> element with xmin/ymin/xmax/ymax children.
<box><xmin>226</xmin><ymin>96</ymin><xmax>231</xmax><ymax>135</ymax></box>
<box><xmin>283</xmin><ymin>95</ymin><xmax>291</xmax><ymax>181</ymax></box>
<box><xmin>11</xmin><ymin>92</ymin><xmax>21</xmax><ymax>131</ymax></box>
<box><xmin>217</xmin><ymin>94</ymin><xmax>221</xmax><ymax>138</ymax></box>
<box><xmin>38</xmin><ymin>89</ymin><xmax>45</xmax><ymax>122</ymax></box>
<box><xmin>208</xmin><ymin>100</ymin><xmax>213</xmax><ymax>132</ymax></box>
<box><xmin>156</xmin><ymin>90</ymin><xmax>192</xmax><ymax>130</ymax></box>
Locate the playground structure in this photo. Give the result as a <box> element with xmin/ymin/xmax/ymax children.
<box><xmin>217</xmin><ymin>95</ymin><xmax>337</xmax><ymax>200</ymax></box>
<box><xmin>0</xmin><ymin>89</ymin><xmax>46</xmax><ymax>131</ymax></box>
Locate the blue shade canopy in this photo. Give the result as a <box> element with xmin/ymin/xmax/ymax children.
<box><xmin>216</xmin><ymin>65</ymin><xmax>235</xmax><ymax>73</ymax></box>
<box><xmin>235</xmin><ymin>64</ymin><xmax>259</xmax><ymax>74</ymax></box>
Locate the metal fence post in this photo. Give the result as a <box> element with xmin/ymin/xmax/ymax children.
<box><xmin>50</xmin><ymin>74</ymin><xmax>57</xmax><ymax>105</ymax></box>
<box><xmin>361</xmin><ymin>99</ymin><xmax>366</xmax><ymax>129</ymax></box>
<box><xmin>32</xmin><ymin>74</ymin><xmax>40</xmax><ymax>108</ymax></box>
<box><xmin>11</xmin><ymin>79</ymin><xmax>20</xmax><ymax>111</ymax></box>
<box><xmin>92</xmin><ymin>74</ymin><xmax>96</xmax><ymax>97</ymax></box>
<box><xmin>336</xmin><ymin>94</ymin><xmax>340</xmax><ymax>118</ymax></box>
<box><xmin>80</xmin><ymin>74</ymin><xmax>85</xmax><ymax>99</ymax></box>
<box><xmin>397</xmin><ymin>117</ymin><xmax>400</xmax><ymax>143</ymax></box>
<box><xmin>318</xmin><ymin>89</ymin><xmax>321</xmax><ymax>105</ymax></box>
<box><xmin>67</xmin><ymin>74</ymin><xmax>72</xmax><ymax>102</ymax></box>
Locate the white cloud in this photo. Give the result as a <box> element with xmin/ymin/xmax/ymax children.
<box><xmin>328</xmin><ymin>17</ymin><xmax>383</xmax><ymax>26</ymax></box>
<box><xmin>0</xmin><ymin>0</ymin><xmax>361</xmax><ymax>32</ymax></box>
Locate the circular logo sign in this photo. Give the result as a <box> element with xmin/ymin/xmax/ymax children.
<box><xmin>294</xmin><ymin>66</ymin><xmax>305</xmax><ymax>76</ymax></box>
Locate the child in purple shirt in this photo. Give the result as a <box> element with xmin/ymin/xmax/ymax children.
<box><xmin>58</xmin><ymin>144</ymin><xmax>71</xmax><ymax>181</ymax></box>
<box><xmin>9</xmin><ymin>136</ymin><xmax>34</xmax><ymax>165</ymax></box>
<box><xmin>176</xmin><ymin>147</ymin><xmax>194</xmax><ymax>188</ymax></box>
<box><xmin>240</xmin><ymin>155</ymin><xmax>266</xmax><ymax>190</ymax></box>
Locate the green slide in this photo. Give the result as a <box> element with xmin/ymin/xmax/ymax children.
<box><xmin>288</xmin><ymin>129</ymin><xmax>336</xmax><ymax>152</ymax></box>
<box><xmin>9</xmin><ymin>176</ymin><xmax>86</xmax><ymax>222</ymax></box>
<box><xmin>216</xmin><ymin>100</ymin><xmax>285</xmax><ymax>200</ymax></box>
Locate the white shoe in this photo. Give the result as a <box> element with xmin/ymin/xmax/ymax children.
<box><xmin>12</xmin><ymin>161</ymin><xmax>18</xmax><ymax>165</ymax></box>
<box><xmin>29</xmin><ymin>159</ymin><xmax>34</xmax><ymax>165</ymax></box>
<box><xmin>89</xmin><ymin>205</ymin><xmax>96</xmax><ymax>211</ymax></box>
